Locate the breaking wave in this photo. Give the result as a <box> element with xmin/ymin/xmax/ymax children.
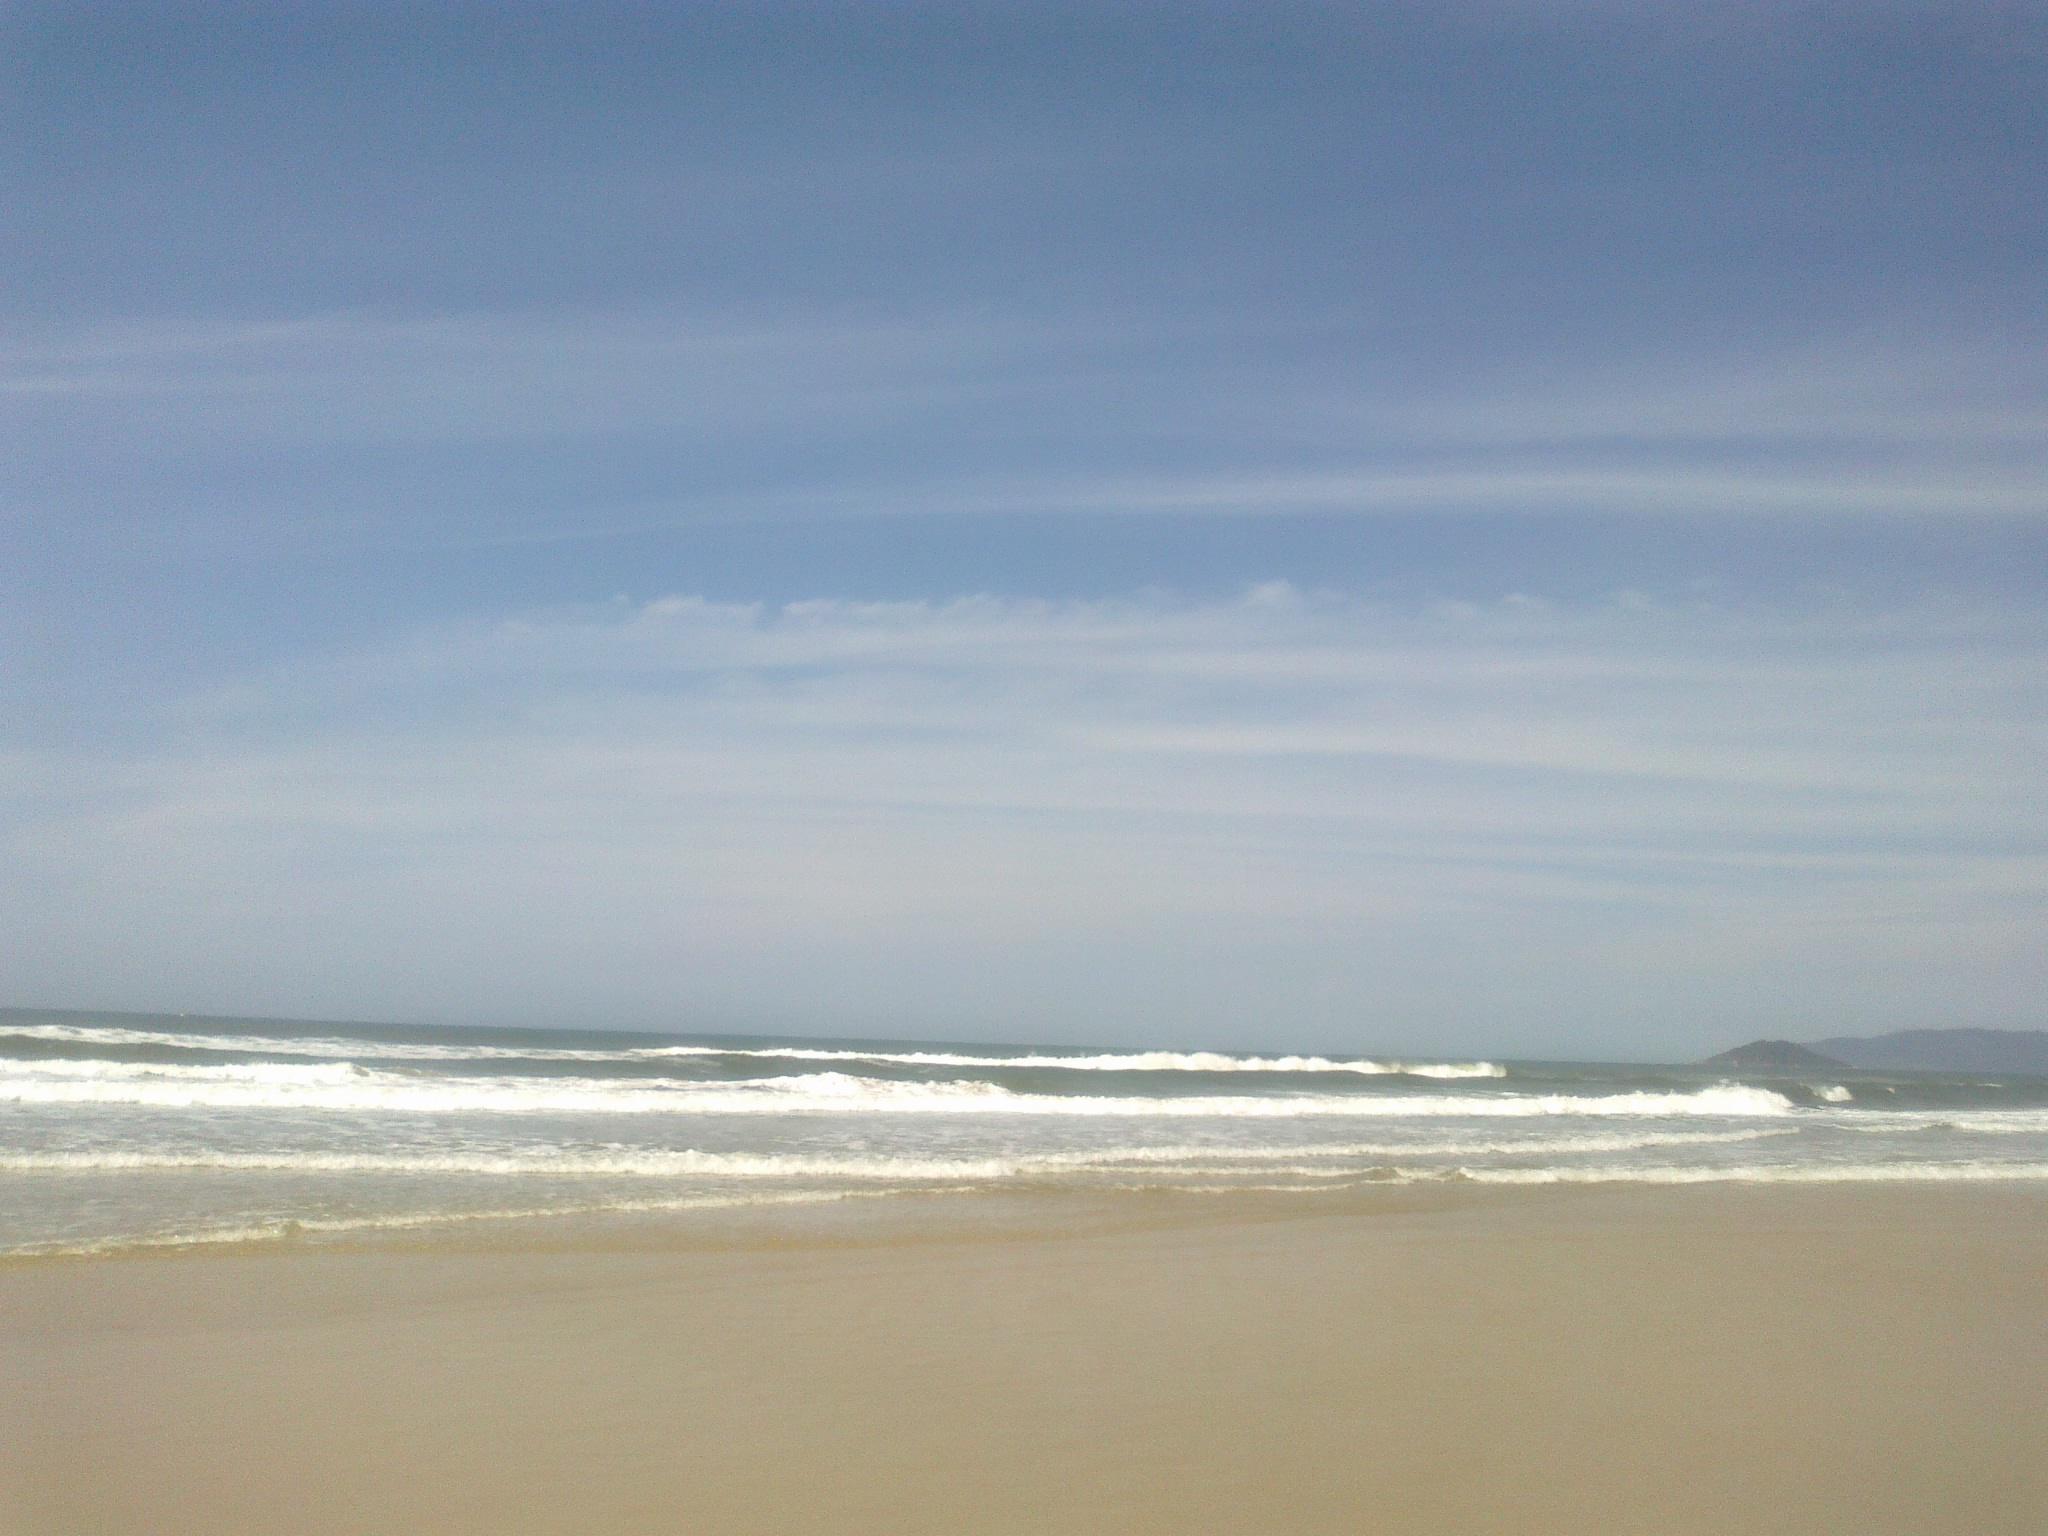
<box><xmin>0</xmin><ymin>1060</ymin><xmax>1791</xmax><ymax>1118</ymax></box>
<box><xmin>10</xmin><ymin>1013</ymin><xmax>2045</xmax><ymax>1258</ymax></box>
<box><xmin>0</xmin><ymin>1022</ymin><xmax>1500</xmax><ymax>1078</ymax></box>
<box><xmin>639</xmin><ymin>1044</ymin><xmax>1506</xmax><ymax>1077</ymax></box>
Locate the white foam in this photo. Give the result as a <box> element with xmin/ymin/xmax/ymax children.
<box><xmin>0</xmin><ymin>1022</ymin><xmax>507</xmax><ymax>1060</ymax></box>
<box><xmin>0</xmin><ymin>1146</ymin><xmax>1038</xmax><ymax>1182</ymax></box>
<box><xmin>638</xmin><ymin>1045</ymin><xmax>1506</xmax><ymax>1077</ymax></box>
<box><xmin>1449</xmin><ymin>1161</ymin><xmax>2048</xmax><ymax>1185</ymax></box>
<box><xmin>0</xmin><ymin>1128</ymin><xmax>1792</xmax><ymax>1182</ymax></box>
<box><xmin>1828</xmin><ymin>1109</ymin><xmax>2048</xmax><ymax>1136</ymax></box>
<box><xmin>1</xmin><ymin>1057</ymin><xmax>365</xmax><ymax>1085</ymax></box>
<box><xmin>1077</xmin><ymin>1127</ymin><xmax>1796</xmax><ymax>1161</ymax></box>
<box><xmin>1814</xmin><ymin>1084</ymin><xmax>1854</xmax><ymax>1103</ymax></box>
<box><xmin>0</xmin><ymin>1064</ymin><xmax>1794</xmax><ymax>1118</ymax></box>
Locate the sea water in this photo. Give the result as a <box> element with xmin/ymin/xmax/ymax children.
<box><xmin>4</xmin><ymin>1008</ymin><xmax>2045</xmax><ymax>1256</ymax></box>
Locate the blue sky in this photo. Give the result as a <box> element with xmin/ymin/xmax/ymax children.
<box><xmin>4</xmin><ymin>2</ymin><xmax>2044</xmax><ymax>1057</ymax></box>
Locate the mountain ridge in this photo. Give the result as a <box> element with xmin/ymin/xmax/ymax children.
<box><xmin>1806</xmin><ymin>1027</ymin><xmax>2048</xmax><ymax>1075</ymax></box>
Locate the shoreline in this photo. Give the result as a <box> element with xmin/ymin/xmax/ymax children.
<box><xmin>5</xmin><ymin>1184</ymin><xmax>2044</xmax><ymax>1534</ymax></box>
<box><xmin>10</xmin><ymin>1159</ymin><xmax>2048</xmax><ymax>1267</ymax></box>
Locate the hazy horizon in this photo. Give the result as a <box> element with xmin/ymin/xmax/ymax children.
<box><xmin>7</xmin><ymin>1001</ymin><xmax>2046</xmax><ymax>1076</ymax></box>
<box><xmin>5</xmin><ymin>3</ymin><xmax>2044</xmax><ymax>1061</ymax></box>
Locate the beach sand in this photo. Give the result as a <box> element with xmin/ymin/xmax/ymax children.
<box><xmin>3</xmin><ymin>1185</ymin><xmax>2044</xmax><ymax>1535</ymax></box>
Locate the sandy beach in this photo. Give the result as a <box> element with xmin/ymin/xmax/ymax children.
<box><xmin>3</xmin><ymin>1184</ymin><xmax>2043</xmax><ymax>1535</ymax></box>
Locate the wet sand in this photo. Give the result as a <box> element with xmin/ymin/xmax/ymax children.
<box><xmin>3</xmin><ymin>1185</ymin><xmax>2044</xmax><ymax>1535</ymax></box>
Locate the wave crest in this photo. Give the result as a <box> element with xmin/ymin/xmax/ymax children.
<box><xmin>0</xmin><ymin>1023</ymin><xmax>1503</xmax><ymax>1078</ymax></box>
<box><xmin>0</xmin><ymin>1063</ymin><xmax>1791</xmax><ymax>1118</ymax></box>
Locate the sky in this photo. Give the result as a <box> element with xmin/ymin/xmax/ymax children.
<box><xmin>3</xmin><ymin>1</ymin><xmax>2044</xmax><ymax>1059</ymax></box>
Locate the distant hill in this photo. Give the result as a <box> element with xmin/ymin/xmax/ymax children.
<box><xmin>1806</xmin><ymin>1028</ymin><xmax>2048</xmax><ymax>1075</ymax></box>
<box><xmin>1700</xmin><ymin>1039</ymin><xmax>1846</xmax><ymax>1071</ymax></box>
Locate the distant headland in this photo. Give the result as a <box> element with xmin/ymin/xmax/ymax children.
<box><xmin>1701</xmin><ymin>1039</ymin><xmax>1845</xmax><ymax>1071</ymax></box>
<box><xmin>1704</xmin><ymin>1028</ymin><xmax>2048</xmax><ymax>1075</ymax></box>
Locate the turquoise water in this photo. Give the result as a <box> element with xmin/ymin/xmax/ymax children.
<box><xmin>5</xmin><ymin>1008</ymin><xmax>2046</xmax><ymax>1256</ymax></box>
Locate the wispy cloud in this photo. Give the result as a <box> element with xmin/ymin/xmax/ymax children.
<box><xmin>5</xmin><ymin>586</ymin><xmax>2042</xmax><ymax>1051</ymax></box>
<box><xmin>943</xmin><ymin>466</ymin><xmax>2048</xmax><ymax>519</ymax></box>
<box><xmin>5</xmin><ymin>307</ymin><xmax>2044</xmax><ymax>538</ymax></box>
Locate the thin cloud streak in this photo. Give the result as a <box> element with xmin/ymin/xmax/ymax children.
<box><xmin>6</xmin><ymin>307</ymin><xmax>2043</xmax><ymax>541</ymax></box>
<box><xmin>4</xmin><ymin>586</ymin><xmax>2041</xmax><ymax>1052</ymax></box>
<box><xmin>950</xmin><ymin>468</ymin><xmax>2048</xmax><ymax>520</ymax></box>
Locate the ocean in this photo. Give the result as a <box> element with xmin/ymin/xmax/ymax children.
<box><xmin>5</xmin><ymin>1008</ymin><xmax>2047</xmax><ymax>1257</ymax></box>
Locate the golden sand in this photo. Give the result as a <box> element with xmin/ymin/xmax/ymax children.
<box><xmin>3</xmin><ymin>1185</ymin><xmax>2044</xmax><ymax>1535</ymax></box>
